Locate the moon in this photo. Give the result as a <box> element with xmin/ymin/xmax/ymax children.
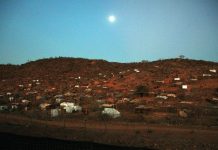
<box><xmin>108</xmin><ymin>15</ymin><xmax>116</xmax><ymax>23</ymax></box>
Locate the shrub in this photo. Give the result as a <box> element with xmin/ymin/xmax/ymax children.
<box><xmin>134</xmin><ymin>85</ymin><xmax>149</xmax><ymax>97</ymax></box>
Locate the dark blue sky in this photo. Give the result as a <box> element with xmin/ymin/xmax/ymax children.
<box><xmin>0</xmin><ymin>0</ymin><xmax>218</xmax><ymax>64</ymax></box>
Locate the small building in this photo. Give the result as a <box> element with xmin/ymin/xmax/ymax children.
<box><xmin>167</xmin><ymin>94</ymin><xmax>176</xmax><ymax>98</ymax></box>
<box><xmin>55</xmin><ymin>98</ymin><xmax>63</xmax><ymax>103</ymax></box>
<box><xmin>206</xmin><ymin>98</ymin><xmax>218</xmax><ymax>104</ymax></box>
<box><xmin>64</xmin><ymin>106</ymin><xmax>73</xmax><ymax>113</ymax></box>
<box><xmin>182</xmin><ymin>85</ymin><xmax>188</xmax><ymax>89</ymax></box>
<box><xmin>60</xmin><ymin>102</ymin><xmax>75</xmax><ymax>108</ymax></box>
<box><xmin>64</xmin><ymin>92</ymin><xmax>72</xmax><ymax>97</ymax></box>
<box><xmin>156</xmin><ymin>95</ymin><xmax>168</xmax><ymax>100</ymax></box>
<box><xmin>203</xmin><ymin>74</ymin><xmax>212</xmax><ymax>77</ymax></box>
<box><xmin>96</xmin><ymin>99</ymin><xmax>106</xmax><ymax>104</ymax></box>
<box><xmin>130</xmin><ymin>99</ymin><xmax>141</xmax><ymax>104</ymax></box>
<box><xmin>75</xmin><ymin>85</ymin><xmax>80</xmax><ymax>88</ymax></box>
<box><xmin>123</xmin><ymin>97</ymin><xmax>130</xmax><ymax>101</ymax></box>
<box><xmin>85</xmin><ymin>88</ymin><xmax>92</xmax><ymax>93</ymax></box>
<box><xmin>6</xmin><ymin>92</ymin><xmax>12</xmax><ymax>96</ymax></box>
<box><xmin>178</xmin><ymin>109</ymin><xmax>188</xmax><ymax>118</ymax></box>
<box><xmin>180</xmin><ymin>101</ymin><xmax>193</xmax><ymax>104</ymax></box>
<box><xmin>0</xmin><ymin>105</ymin><xmax>8</xmax><ymax>111</ymax></box>
<box><xmin>74</xmin><ymin>105</ymin><xmax>82</xmax><ymax>111</ymax></box>
<box><xmin>22</xmin><ymin>99</ymin><xmax>31</xmax><ymax>105</ymax></box>
<box><xmin>36</xmin><ymin>82</ymin><xmax>40</xmax><ymax>85</ymax></box>
<box><xmin>134</xmin><ymin>69</ymin><xmax>140</xmax><ymax>73</ymax></box>
<box><xmin>174</xmin><ymin>78</ymin><xmax>180</xmax><ymax>81</ymax></box>
<box><xmin>54</xmin><ymin>94</ymin><xmax>63</xmax><ymax>99</ymax></box>
<box><xmin>209</xmin><ymin>69</ymin><xmax>216</xmax><ymax>73</ymax></box>
<box><xmin>51</xmin><ymin>109</ymin><xmax>59</xmax><ymax>117</ymax></box>
<box><xmin>18</xmin><ymin>84</ymin><xmax>24</xmax><ymax>88</ymax></box>
<box><xmin>100</xmin><ymin>104</ymin><xmax>115</xmax><ymax>108</ymax></box>
<box><xmin>9</xmin><ymin>96</ymin><xmax>14</xmax><ymax>102</ymax></box>
<box><xmin>190</xmin><ymin>78</ymin><xmax>198</xmax><ymax>81</ymax></box>
<box><xmin>102</xmin><ymin>108</ymin><xmax>120</xmax><ymax>118</ymax></box>
<box><xmin>155</xmin><ymin>80</ymin><xmax>164</xmax><ymax>84</ymax></box>
<box><xmin>39</xmin><ymin>103</ymin><xmax>51</xmax><ymax>110</ymax></box>
<box><xmin>11</xmin><ymin>103</ymin><xmax>19</xmax><ymax>110</ymax></box>
<box><xmin>61</xmin><ymin>102</ymin><xmax>82</xmax><ymax>113</ymax></box>
<box><xmin>174</xmin><ymin>82</ymin><xmax>183</xmax><ymax>85</ymax></box>
<box><xmin>63</xmin><ymin>105</ymin><xmax>82</xmax><ymax>113</ymax></box>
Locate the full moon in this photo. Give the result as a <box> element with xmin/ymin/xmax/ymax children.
<box><xmin>108</xmin><ymin>15</ymin><xmax>116</xmax><ymax>23</ymax></box>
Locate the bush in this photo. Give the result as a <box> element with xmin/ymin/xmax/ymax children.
<box><xmin>134</xmin><ymin>85</ymin><xmax>149</xmax><ymax>97</ymax></box>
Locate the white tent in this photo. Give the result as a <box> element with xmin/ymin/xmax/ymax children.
<box><xmin>102</xmin><ymin>108</ymin><xmax>121</xmax><ymax>118</ymax></box>
<box><xmin>0</xmin><ymin>105</ymin><xmax>8</xmax><ymax>111</ymax></box>
<box><xmin>39</xmin><ymin>103</ymin><xmax>51</xmax><ymax>110</ymax></box>
<box><xmin>74</xmin><ymin>105</ymin><xmax>82</xmax><ymax>111</ymax></box>
<box><xmin>182</xmin><ymin>85</ymin><xmax>188</xmax><ymax>89</ymax></box>
<box><xmin>63</xmin><ymin>105</ymin><xmax>82</xmax><ymax>113</ymax></box>
<box><xmin>51</xmin><ymin>109</ymin><xmax>59</xmax><ymax>117</ymax></box>
<box><xmin>60</xmin><ymin>102</ymin><xmax>74</xmax><ymax>107</ymax></box>
<box><xmin>64</xmin><ymin>106</ymin><xmax>73</xmax><ymax>113</ymax></box>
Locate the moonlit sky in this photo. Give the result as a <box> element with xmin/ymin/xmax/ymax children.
<box><xmin>0</xmin><ymin>0</ymin><xmax>218</xmax><ymax>64</ymax></box>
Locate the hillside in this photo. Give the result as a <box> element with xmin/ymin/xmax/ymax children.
<box><xmin>0</xmin><ymin>57</ymin><xmax>218</xmax><ymax>149</ymax></box>
<box><xmin>0</xmin><ymin>57</ymin><xmax>217</xmax><ymax>97</ymax></box>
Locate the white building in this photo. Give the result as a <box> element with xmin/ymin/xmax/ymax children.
<box><xmin>0</xmin><ymin>105</ymin><xmax>8</xmax><ymax>111</ymax></box>
<box><xmin>102</xmin><ymin>108</ymin><xmax>120</xmax><ymax>118</ymax></box>
<box><xmin>203</xmin><ymin>74</ymin><xmax>212</xmax><ymax>77</ymax></box>
<box><xmin>156</xmin><ymin>95</ymin><xmax>168</xmax><ymax>100</ymax></box>
<box><xmin>182</xmin><ymin>85</ymin><xmax>188</xmax><ymax>89</ymax></box>
<box><xmin>174</xmin><ymin>78</ymin><xmax>180</xmax><ymax>81</ymax></box>
<box><xmin>134</xmin><ymin>69</ymin><xmax>140</xmax><ymax>73</ymax></box>
<box><xmin>209</xmin><ymin>69</ymin><xmax>216</xmax><ymax>73</ymax></box>
<box><xmin>51</xmin><ymin>109</ymin><xmax>59</xmax><ymax>117</ymax></box>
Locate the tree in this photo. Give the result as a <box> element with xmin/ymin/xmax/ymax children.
<box><xmin>179</xmin><ymin>55</ymin><xmax>185</xmax><ymax>59</ymax></box>
<box><xmin>135</xmin><ymin>85</ymin><xmax>149</xmax><ymax>97</ymax></box>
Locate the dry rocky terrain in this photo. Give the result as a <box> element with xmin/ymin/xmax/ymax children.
<box><xmin>0</xmin><ymin>57</ymin><xmax>218</xmax><ymax>149</ymax></box>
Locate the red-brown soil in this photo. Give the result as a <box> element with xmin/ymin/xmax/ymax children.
<box><xmin>0</xmin><ymin>57</ymin><xmax>218</xmax><ymax>149</ymax></box>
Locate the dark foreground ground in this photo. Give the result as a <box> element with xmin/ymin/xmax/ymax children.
<box><xmin>0</xmin><ymin>114</ymin><xmax>218</xmax><ymax>149</ymax></box>
<box><xmin>0</xmin><ymin>132</ymin><xmax>152</xmax><ymax>150</ymax></box>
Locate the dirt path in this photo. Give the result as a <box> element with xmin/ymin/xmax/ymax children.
<box><xmin>0</xmin><ymin>114</ymin><xmax>218</xmax><ymax>149</ymax></box>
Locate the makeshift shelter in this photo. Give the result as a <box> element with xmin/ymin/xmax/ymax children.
<box><xmin>203</xmin><ymin>74</ymin><xmax>211</xmax><ymax>77</ymax></box>
<box><xmin>60</xmin><ymin>102</ymin><xmax>74</xmax><ymax>107</ymax></box>
<box><xmin>134</xmin><ymin>69</ymin><xmax>140</xmax><ymax>73</ymax></box>
<box><xmin>61</xmin><ymin>102</ymin><xmax>82</xmax><ymax>113</ymax></box>
<box><xmin>51</xmin><ymin>109</ymin><xmax>59</xmax><ymax>117</ymax></box>
<box><xmin>64</xmin><ymin>106</ymin><xmax>73</xmax><ymax>113</ymax></box>
<box><xmin>101</xmin><ymin>104</ymin><xmax>115</xmax><ymax>108</ymax></box>
<box><xmin>182</xmin><ymin>85</ymin><xmax>188</xmax><ymax>89</ymax></box>
<box><xmin>102</xmin><ymin>108</ymin><xmax>120</xmax><ymax>118</ymax></box>
<box><xmin>209</xmin><ymin>69</ymin><xmax>216</xmax><ymax>73</ymax></box>
<box><xmin>39</xmin><ymin>103</ymin><xmax>51</xmax><ymax>110</ymax></box>
<box><xmin>156</xmin><ymin>95</ymin><xmax>168</xmax><ymax>100</ymax></box>
<box><xmin>0</xmin><ymin>105</ymin><xmax>8</xmax><ymax>111</ymax></box>
<box><xmin>174</xmin><ymin>78</ymin><xmax>180</xmax><ymax>81</ymax></box>
<box><xmin>74</xmin><ymin>105</ymin><xmax>82</xmax><ymax>111</ymax></box>
<box><xmin>167</xmin><ymin>94</ymin><xmax>176</xmax><ymax>98</ymax></box>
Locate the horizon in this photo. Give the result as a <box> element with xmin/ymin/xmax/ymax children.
<box><xmin>0</xmin><ymin>56</ymin><xmax>217</xmax><ymax>66</ymax></box>
<box><xmin>0</xmin><ymin>0</ymin><xmax>218</xmax><ymax>64</ymax></box>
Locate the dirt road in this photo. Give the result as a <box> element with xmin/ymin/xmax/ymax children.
<box><xmin>0</xmin><ymin>114</ymin><xmax>218</xmax><ymax>149</ymax></box>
